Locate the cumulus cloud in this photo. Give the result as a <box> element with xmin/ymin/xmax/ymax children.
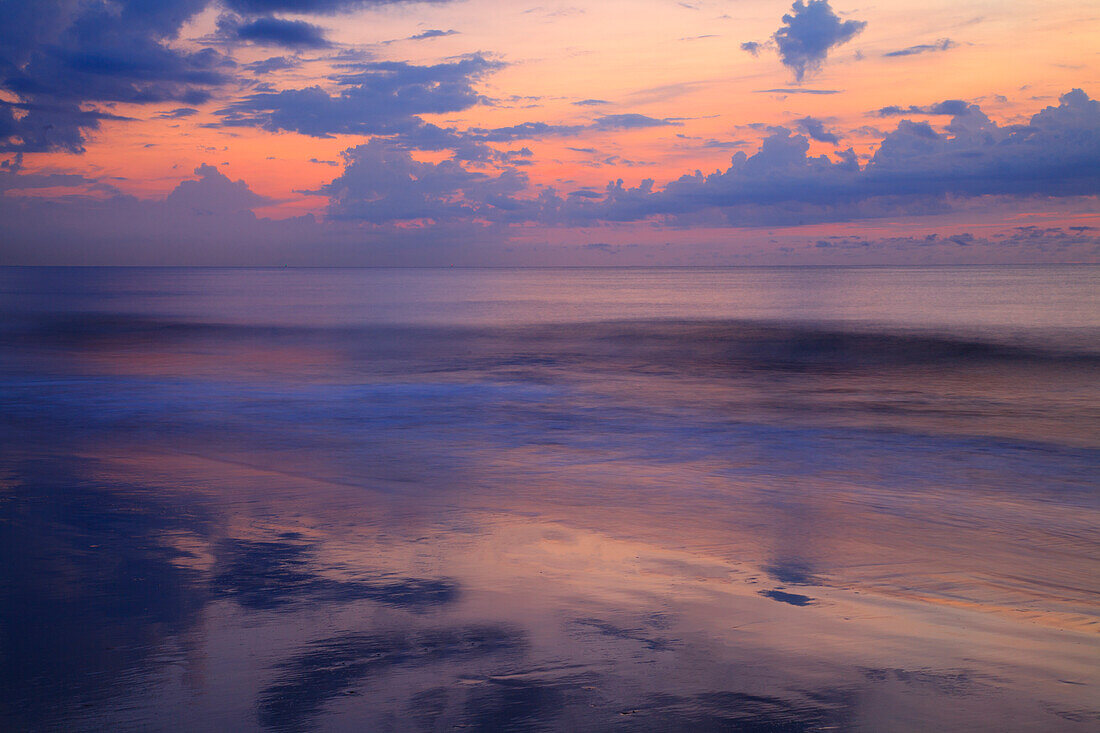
<box><xmin>795</xmin><ymin>116</ymin><xmax>839</xmax><ymax>143</ymax></box>
<box><xmin>318</xmin><ymin>139</ymin><xmax>529</xmax><ymax>223</ymax></box>
<box><xmin>864</xmin><ymin>90</ymin><xmax>1100</xmax><ymax>197</ymax></box>
<box><xmin>0</xmin><ymin>0</ymin><xmax>233</xmax><ymax>152</ymax></box>
<box><xmin>216</xmin><ymin>55</ymin><xmax>503</xmax><ymax>137</ymax></box>
<box><xmin>0</xmin><ymin>0</ymin><xmax>462</xmax><ymax>152</ymax></box>
<box><xmin>771</xmin><ymin>0</ymin><xmax>866</xmax><ymax>80</ymax></box>
<box><xmin>243</xmin><ymin>88</ymin><xmax>1100</xmax><ymax>229</ymax></box>
<box><xmin>3</xmin><ymin>89</ymin><xmax>1098</xmax><ymax>263</ymax></box>
<box><xmin>166</xmin><ymin>164</ymin><xmax>273</xmax><ymax>214</ymax></box>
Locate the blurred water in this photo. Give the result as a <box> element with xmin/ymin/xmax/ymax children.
<box><xmin>0</xmin><ymin>266</ymin><xmax>1097</xmax><ymax>731</ymax></box>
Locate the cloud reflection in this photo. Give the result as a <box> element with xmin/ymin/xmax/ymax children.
<box><xmin>257</xmin><ymin>625</ymin><xmax>527</xmax><ymax>731</ymax></box>
<box><xmin>0</xmin><ymin>456</ymin><xmax>210</xmax><ymax>729</ymax></box>
<box><xmin>624</xmin><ymin>688</ymin><xmax>853</xmax><ymax>731</ymax></box>
<box><xmin>212</xmin><ymin>534</ymin><xmax>459</xmax><ymax>611</ymax></box>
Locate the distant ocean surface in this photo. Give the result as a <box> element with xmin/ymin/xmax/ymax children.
<box><xmin>1</xmin><ymin>266</ymin><xmax>1097</xmax><ymax>731</ymax></box>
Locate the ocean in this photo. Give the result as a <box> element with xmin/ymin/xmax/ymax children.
<box><xmin>0</xmin><ymin>266</ymin><xmax>1097</xmax><ymax>731</ymax></box>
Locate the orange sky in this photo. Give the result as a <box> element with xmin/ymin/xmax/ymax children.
<box><xmin>2</xmin><ymin>0</ymin><xmax>1098</xmax><ymax>264</ymax></box>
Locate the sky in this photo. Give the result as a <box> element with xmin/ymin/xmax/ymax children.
<box><xmin>0</xmin><ymin>0</ymin><xmax>1097</xmax><ymax>265</ymax></box>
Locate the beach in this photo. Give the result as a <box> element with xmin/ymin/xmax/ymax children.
<box><xmin>1</xmin><ymin>266</ymin><xmax>1097</xmax><ymax>731</ymax></box>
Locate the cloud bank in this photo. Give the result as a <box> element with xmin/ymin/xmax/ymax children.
<box><xmin>542</xmin><ymin>89</ymin><xmax>1099</xmax><ymax>226</ymax></box>
<box><xmin>2</xmin><ymin>90</ymin><xmax>1097</xmax><ymax>254</ymax></box>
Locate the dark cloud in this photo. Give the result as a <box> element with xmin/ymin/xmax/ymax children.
<box><xmin>216</xmin><ymin>55</ymin><xmax>502</xmax><ymax>137</ymax></box>
<box><xmin>795</xmin><ymin>116</ymin><xmax>839</xmax><ymax>143</ymax></box>
<box><xmin>771</xmin><ymin>0</ymin><xmax>866</xmax><ymax>80</ymax></box>
<box><xmin>0</xmin><ymin>0</ymin><xmax>230</xmax><ymax>152</ymax></box>
<box><xmin>233</xmin><ymin>16</ymin><xmax>332</xmax><ymax>49</ymax></box>
<box><xmin>0</xmin><ymin>0</ymin><xmax>461</xmax><ymax>152</ymax></box>
<box><xmin>740</xmin><ymin>41</ymin><xmax>762</xmax><ymax>56</ymax></box>
<box><xmin>884</xmin><ymin>38</ymin><xmax>955</xmax><ymax>58</ymax></box>
<box><xmin>574</xmin><ymin>98</ymin><xmax>611</xmax><ymax>106</ymax></box>
<box><xmin>0</xmin><ymin>100</ymin><xmax>137</xmax><ymax>153</ymax></box>
<box><xmin>1</xmin><ymin>100</ymin><xmax>137</xmax><ymax>124</ymax></box>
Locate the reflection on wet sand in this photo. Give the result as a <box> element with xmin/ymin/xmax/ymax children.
<box><xmin>1</xmin><ymin>445</ymin><xmax>1097</xmax><ymax>731</ymax></box>
<box><xmin>1</xmin><ymin>267</ymin><xmax>1098</xmax><ymax>731</ymax></box>
<box><xmin>258</xmin><ymin>626</ymin><xmax>528</xmax><ymax>732</ymax></box>
<box><xmin>0</xmin><ymin>457</ymin><xmax>209</xmax><ymax>730</ymax></box>
<box><xmin>212</xmin><ymin>535</ymin><xmax>458</xmax><ymax>611</ymax></box>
